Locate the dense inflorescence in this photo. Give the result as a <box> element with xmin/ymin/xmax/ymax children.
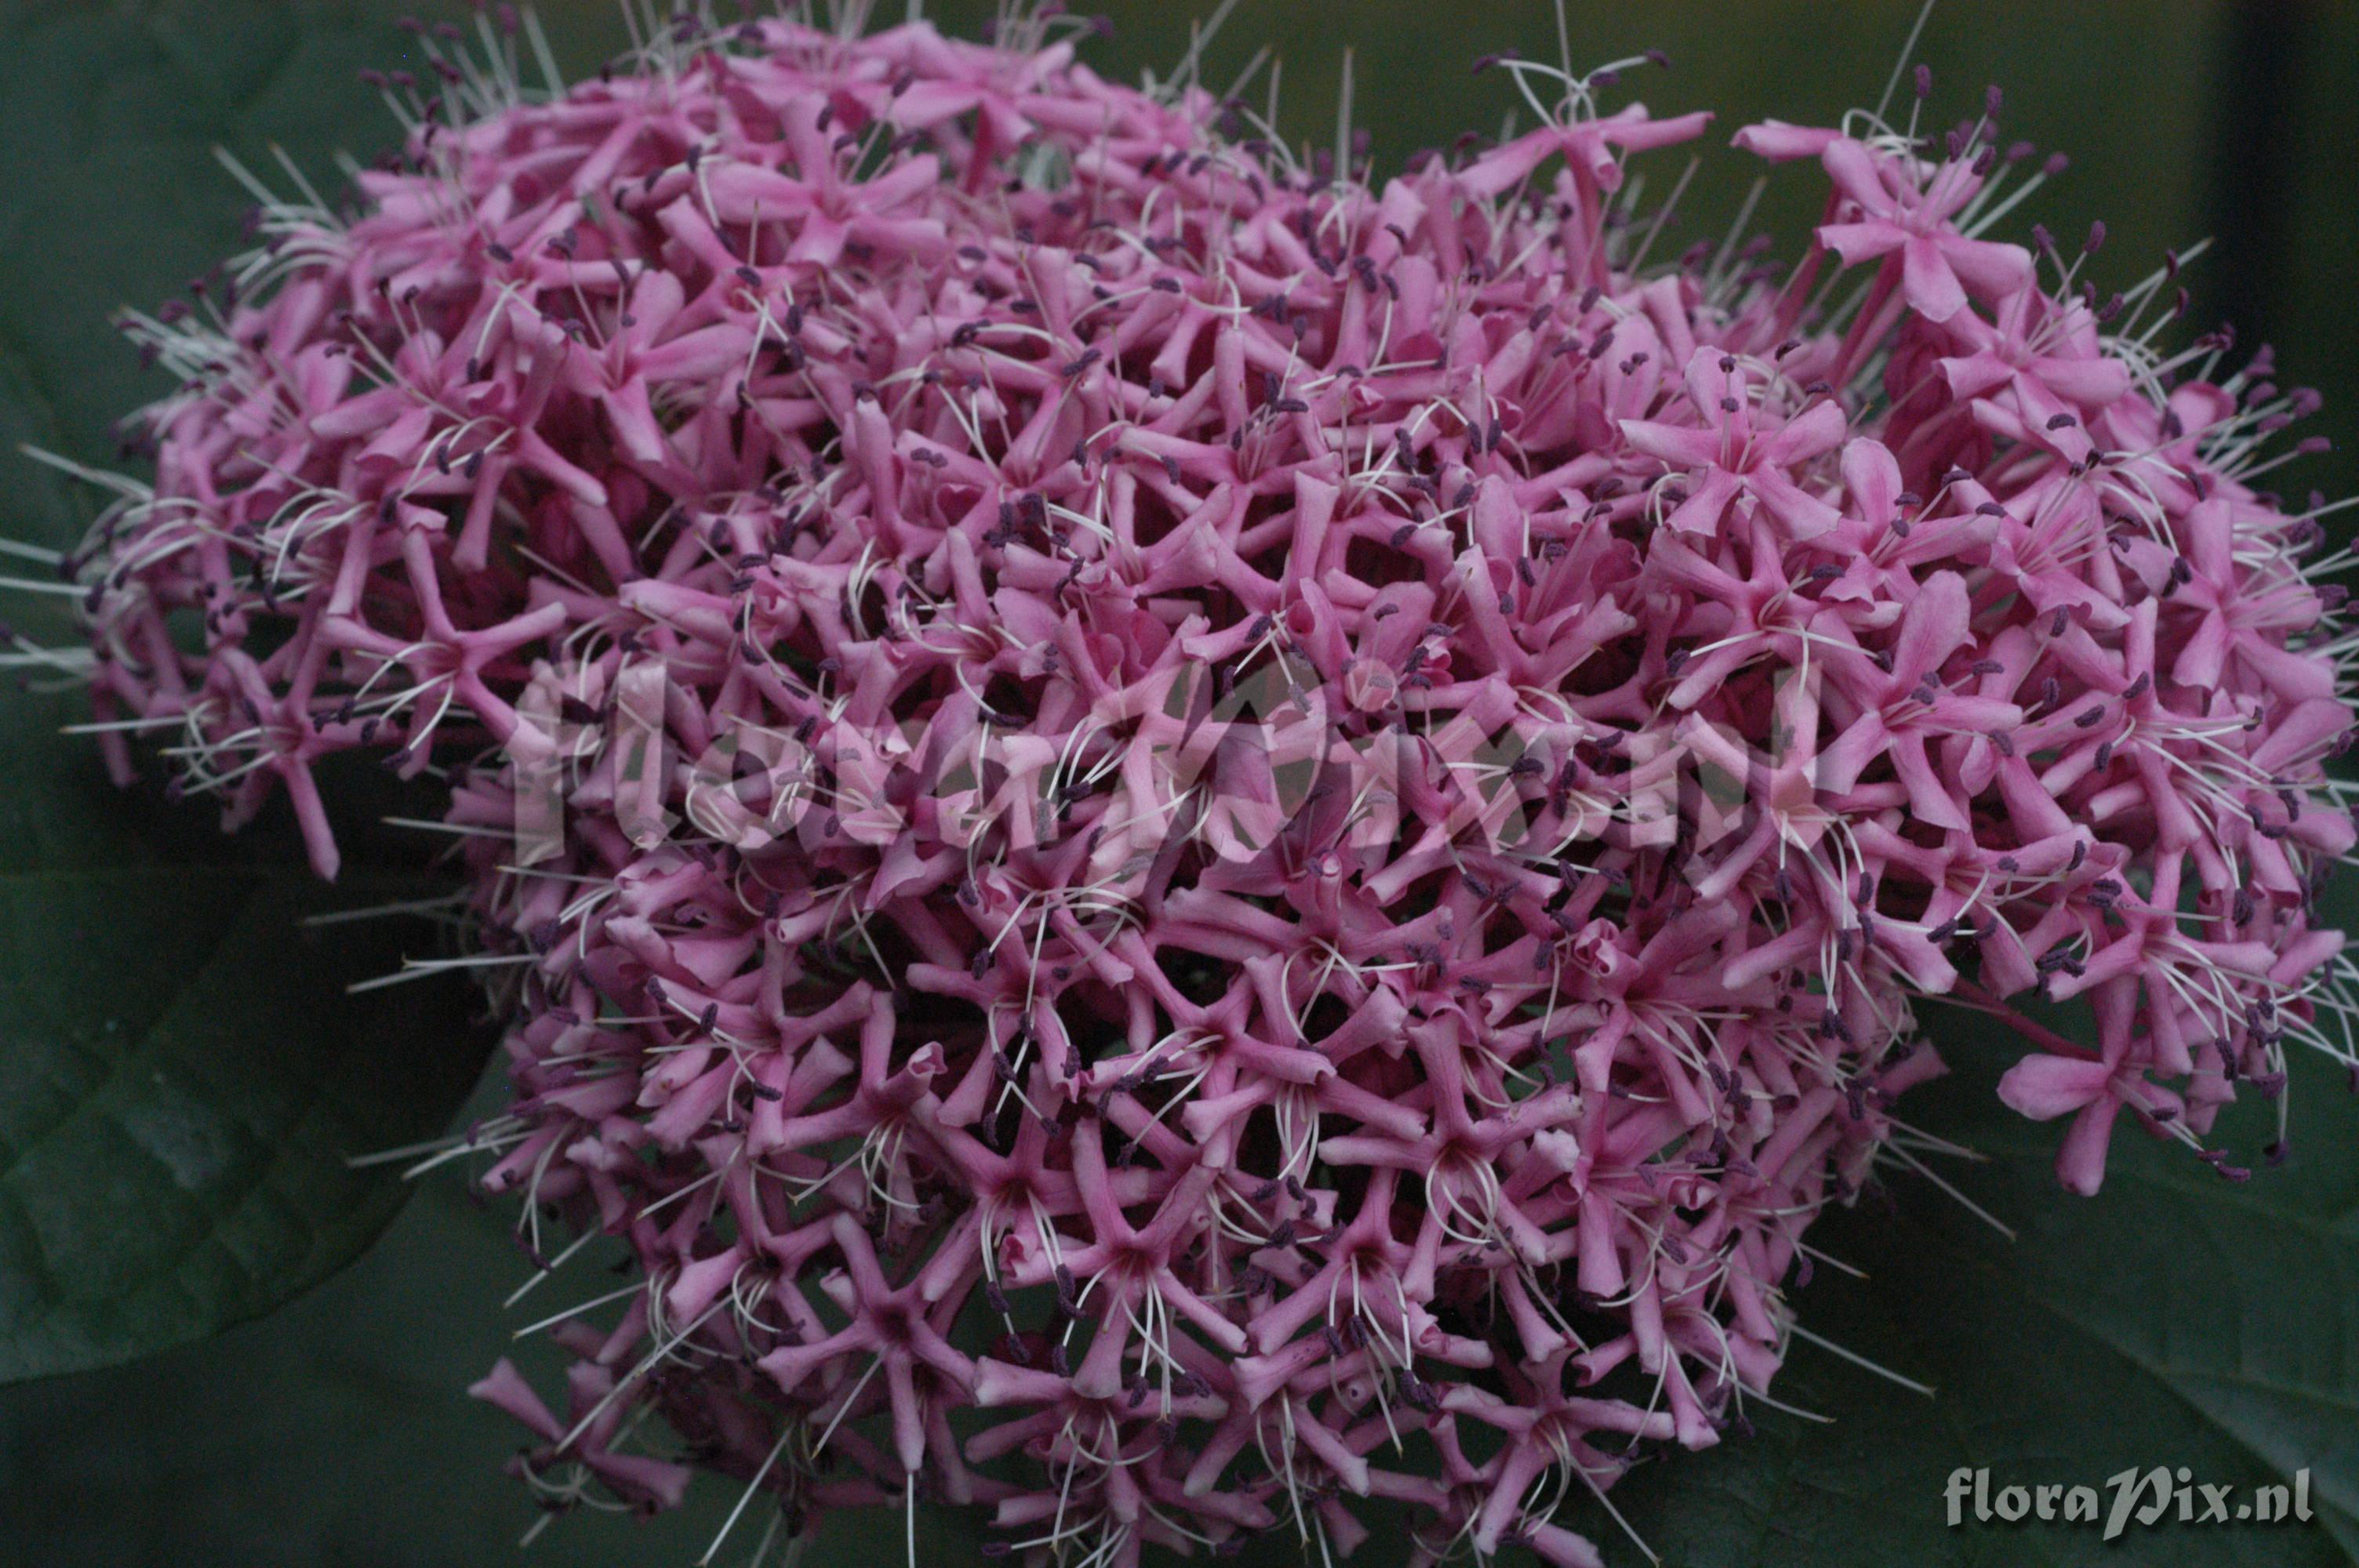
<box><xmin>64</xmin><ymin>7</ymin><xmax>2355</xmax><ymax>1564</ymax></box>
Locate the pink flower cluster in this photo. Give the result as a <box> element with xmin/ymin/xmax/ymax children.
<box><xmin>71</xmin><ymin>9</ymin><xmax>2352</xmax><ymax>1565</ymax></box>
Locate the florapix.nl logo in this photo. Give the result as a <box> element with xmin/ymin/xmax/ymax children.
<box><xmin>1946</xmin><ymin>1465</ymin><xmax>2317</xmax><ymax>1541</ymax></box>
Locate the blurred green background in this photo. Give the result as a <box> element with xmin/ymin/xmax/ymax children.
<box><xmin>0</xmin><ymin>2</ymin><xmax>2353</xmax><ymax>1565</ymax></box>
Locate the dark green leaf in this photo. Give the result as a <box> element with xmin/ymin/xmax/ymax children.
<box><xmin>0</xmin><ymin>0</ymin><xmax>536</xmax><ymax>1384</ymax></box>
<box><xmin>0</xmin><ymin>1077</ymin><xmax>994</xmax><ymax>1568</ymax></box>
<box><xmin>0</xmin><ymin>681</ymin><xmax>490</xmax><ymax>1384</ymax></box>
<box><xmin>1590</xmin><ymin>1042</ymin><xmax>2359</xmax><ymax>1567</ymax></box>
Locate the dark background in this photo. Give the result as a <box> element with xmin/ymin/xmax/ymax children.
<box><xmin>0</xmin><ymin>2</ymin><xmax>2352</xmax><ymax>1565</ymax></box>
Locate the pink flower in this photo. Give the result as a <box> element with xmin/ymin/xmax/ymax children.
<box><xmin>1997</xmin><ymin>980</ymin><xmax>2172</xmax><ymax>1194</ymax></box>
<box><xmin>1937</xmin><ymin>285</ymin><xmax>2130</xmax><ymax>464</ymax></box>
<box><xmin>1620</xmin><ymin>347</ymin><xmax>1847</xmax><ymax>539</ymax></box>
<box><xmin>1814</xmin><ymin>137</ymin><xmax>2032</xmax><ymax>321</ymax></box>
<box><xmin>1459</xmin><ymin>102</ymin><xmax>1714</xmax><ymax>199</ymax></box>
<box><xmin>1817</xmin><ymin>570</ymin><xmax>2023</xmax><ymax>829</ymax></box>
